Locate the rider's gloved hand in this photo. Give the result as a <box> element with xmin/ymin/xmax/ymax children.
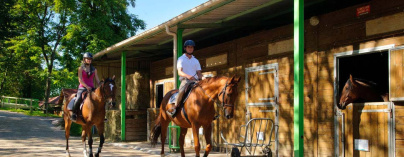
<box><xmin>188</xmin><ymin>75</ymin><xmax>196</xmax><ymax>80</ymax></box>
<box><xmin>86</xmin><ymin>86</ymin><xmax>92</xmax><ymax>92</ymax></box>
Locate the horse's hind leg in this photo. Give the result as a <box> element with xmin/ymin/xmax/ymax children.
<box><xmin>64</xmin><ymin>114</ymin><xmax>72</xmax><ymax>157</ymax></box>
<box><xmin>202</xmin><ymin>124</ymin><xmax>213</xmax><ymax>157</ymax></box>
<box><xmin>94</xmin><ymin>123</ymin><xmax>105</xmax><ymax>157</ymax></box>
<box><xmin>160</xmin><ymin>120</ymin><xmax>170</xmax><ymax>157</ymax></box>
<box><xmin>179</xmin><ymin>127</ymin><xmax>188</xmax><ymax>157</ymax></box>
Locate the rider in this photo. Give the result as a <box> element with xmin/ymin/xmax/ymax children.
<box><xmin>166</xmin><ymin>40</ymin><xmax>203</xmax><ymax>118</ymax></box>
<box><xmin>70</xmin><ymin>52</ymin><xmax>101</xmax><ymax>121</ymax></box>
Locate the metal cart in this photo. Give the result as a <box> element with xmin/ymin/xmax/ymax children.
<box><xmin>221</xmin><ymin>118</ymin><xmax>277</xmax><ymax>157</ymax></box>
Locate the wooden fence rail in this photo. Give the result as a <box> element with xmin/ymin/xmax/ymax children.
<box><xmin>0</xmin><ymin>96</ymin><xmax>39</xmax><ymax>113</ymax></box>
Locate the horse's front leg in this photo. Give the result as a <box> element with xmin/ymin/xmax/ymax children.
<box><xmin>202</xmin><ymin>124</ymin><xmax>212</xmax><ymax>157</ymax></box>
<box><xmin>81</xmin><ymin>125</ymin><xmax>88</xmax><ymax>157</ymax></box>
<box><xmin>95</xmin><ymin>123</ymin><xmax>105</xmax><ymax>157</ymax></box>
<box><xmin>87</xmin><ymin>126</ymin><xmax>94</xmax><ymax>157</ymax></box>
<box><xmin>179</xmin><ymin>127</ymin><xmax>189</xmax><ymax>157</ymax></box>
<box><xmin>192</xmin><ymin>124</ymin><xmax>201</xmax><ymax>157</ymax></box>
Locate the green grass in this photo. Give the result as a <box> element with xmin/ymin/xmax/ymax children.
<box><xmin>0</xmin><ymin>107</ymin><xmax>61</xmax><ymax>118</ymax></box>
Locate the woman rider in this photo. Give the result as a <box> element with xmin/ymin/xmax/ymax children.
<box><xmin>70</xmin><ymin>52</ymin><xmax>101</xmax><ymax>121</ymax></box>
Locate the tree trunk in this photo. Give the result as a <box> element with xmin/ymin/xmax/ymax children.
<box><xmin>44</xmin><ymin>65</ymin><xmax>52</xmax><ymax>114</ymax></box>
<box><xmin>0</xmin><ymin>67</ymin><xmax>8</xmax><ymax>96</ymax></box>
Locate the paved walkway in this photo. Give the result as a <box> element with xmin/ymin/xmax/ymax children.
<box><xmin>109</xmin><ymin>141</ymin><xmax>229</xmax><ymax>157</ymax></box>
<box><xmin>0</xmin><ymin>110</ymin><xmax>228</xmax><ymax>157</ymax></box>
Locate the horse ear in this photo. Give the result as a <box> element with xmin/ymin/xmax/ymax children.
<box><xmin>230</xmin><ymin>75</ymin><xmax>236</xmax><ymax>83</ymax></box>
<box><xmin>236</xmin><ymin>76</ymin><xmax>241</xmax><ymax>83</ymax></box>
<box><xmin>112</xmin><ymin>75</ymin><xmax>115</xmax><ymax>80</ymax></box>
<box><xmin>349</xmin><ymin>74</ymin><xmax>357</xmax><ymax>86</ymax></box>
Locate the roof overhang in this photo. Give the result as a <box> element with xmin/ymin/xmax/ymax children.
<box><xmin>93</xmin><ymin>0</ymin><xmax>370</xmax><ymax>62</ymax></box>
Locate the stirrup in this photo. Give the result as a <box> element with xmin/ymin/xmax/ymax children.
<box><xmin>166</xmin><ymin>109</ymin><xmax>176</xmax><ymax>118</ymax></box>
<box><xmin>70</xmin><ymin>113</ymin><xmax>77</xmax><ymax>122</ymax></box>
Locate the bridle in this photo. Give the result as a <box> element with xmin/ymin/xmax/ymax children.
<box><xmin>99</xmin><ymin>80</ymin><xmax>115</xmax><ymax>103</ymax></box>
<box><xmin>197</xmin><ymin>80</ymin><xmax>235</xmax><ymax>111</ymax></box>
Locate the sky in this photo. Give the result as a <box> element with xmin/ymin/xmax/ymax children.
<box><xmin>128</xmin><ymin>0</ymin><xmax>208</xmax><ymax>34</ymax></box>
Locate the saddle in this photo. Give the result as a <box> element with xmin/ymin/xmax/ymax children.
<box><xmin>67</xmin><ymin>91</ymin><xmax>89</xmax><ymax>112</ymax></box>
<box><xmin>168</xmin><ymin>82</ymin><xmax>196</xmax><ymax>117</ymax></box>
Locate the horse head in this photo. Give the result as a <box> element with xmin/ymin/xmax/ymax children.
<box><xmin>100</xmin><ymin>75</ymin><xmax>117</xmax><ymax>108</ymax></box>
<box><xmin>219</xmin><ymin>76</ymin><xmax>241</xmax><ymax>119</ymax></box>
<box><xmin>338</xmin><ymin>75</ymin><xmax>359</xmax><ymax>109</ymax></box>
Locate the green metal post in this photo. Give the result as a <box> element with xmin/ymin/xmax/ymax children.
<box><xmin>176</xmin><ymin>28</ymin><xmax>184</xmax><ymax>89</ymax></box>
<box><xmin>168</xmin><ymin>28</ymin><xmax>184</xmax><ymax>151</ymax></box>
<box><xmin>121</xmin><ymin>51</ymin><xmax>126</xmax><ymax>141</ymax></box>
<box><xmin>294</xmin><ymin>0</ymin><xmax>304</xmax><ymax>156</ymax></box>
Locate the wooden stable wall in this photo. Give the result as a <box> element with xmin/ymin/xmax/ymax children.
<box><xmin>126</xmin><ymin>110</ymin><xmax>147</xmax><ymax>141</ymax></box>
<box><xmin>147</xmin><ymin>0</ymin><xmax>404</xmax><ymax>156</ymax></box>
<box><xmin>94</xmin><ymin>59</ymin><xmax>151</xmax><ymax>141</ymax></box>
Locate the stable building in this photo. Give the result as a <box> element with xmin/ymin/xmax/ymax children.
<box><xmin>93</xmin><ymin>0</ymin><xmax>404</xmax><ymax>156</ymax></box>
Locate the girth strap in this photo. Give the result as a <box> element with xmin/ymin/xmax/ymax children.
<box><xmin>182</xmin><ymin>107</ymin><xmax>191</xmax><ymax>125</ymax></box>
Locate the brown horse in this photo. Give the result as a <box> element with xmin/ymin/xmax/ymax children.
<box><xmin>338</xmin><ymin>75</ymin><xmax>388</xmax><ymax>109</ymax></box>
<box><xmin>151</xmin><ymin>76</ymin><xmax>241</xmax><ymax>157</ymax></box>
<box><xmin>60</xmin><ymin>77</ymin><xmax>116</xmax><ymax>157</ymax></box>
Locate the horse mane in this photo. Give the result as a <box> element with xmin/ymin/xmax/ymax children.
<box><xmin>347</xmin><ymin>77</ymin><xmax>383</xmax><ymax>94</ymax></box>
<box><xmin>197</xmin><ymin>76</ymin><xmax>227</xmax><ymax>86</ymax></box>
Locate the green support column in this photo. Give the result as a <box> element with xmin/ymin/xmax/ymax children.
<box><xmin>294</xmin><ymin>0</ymin><xmax>304</xmax><ymax>156</ymax></box>
<box><xmin>168</xmin><ymin>28</ymin><xmax>184</xmax><ymax>151</ymax></box>
<box><xmin>176</xmin><ymin>28</ymin><xmax>184</xmax><ymax>89</ymax></box>
<box><xmin>121</xmin><ymin>51</ymin><xmax>126</xmax><ymax>141</ymax></box>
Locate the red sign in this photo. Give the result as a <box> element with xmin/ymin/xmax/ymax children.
<box><xmin>357</xmin><ymin>5</ymin><xmax>370</xmax><ymax>17</ymax></box>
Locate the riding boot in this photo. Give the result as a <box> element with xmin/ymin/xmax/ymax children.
<box><xmin>167</xmin><ymin>89</ymin><xmax>185</xmax><ymax>118</ymax></box>
<box><xmin>71</xmin><ymin>98</ymin><xmax>80</xmax><ymax>121</ymax></box>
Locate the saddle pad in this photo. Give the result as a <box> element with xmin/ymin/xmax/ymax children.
<box><xmin>67</xmin><ymin>96</ymin><xmax>84</xmax><ymax>111</ymax></box>
<box><xmin>67</xmin><ymin>97</ymin><xmax>76</xmax><ymax>110</ymax></box>
<box><xmin>168</xmin><ymin>92</ymin><xmax>178</xmax><ymax>104</ymax></box>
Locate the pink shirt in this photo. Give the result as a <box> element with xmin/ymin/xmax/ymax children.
<box><xmin>79</xmin><ymin>70</ymin><xmax>95</xmax><ymax>88</ymax></box>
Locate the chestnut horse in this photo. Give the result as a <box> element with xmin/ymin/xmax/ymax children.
<box><xmin>151</xmin><ymin>76</ymin><xmax>241</xmax><ymax>157</ymax></box>
<box><xmin>338</xmin><ymin>75</ymin><xmax>388</xmax><ymax>109</ymax></box>
<box><xmin>60</xmin><ymin>77</ymin><xmax>116</xmax><ymax>157</ymax></box>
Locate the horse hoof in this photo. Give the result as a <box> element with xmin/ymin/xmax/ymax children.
<box><xmin>66</xmin><ymin>152</ymin><xmax>71</xmax><ymax>157</ymax></box>
<box><xmin>89</xmin><ymin>153</ymin><xmax>93</xmax><ymax>157</ymax></box>
<box><xmin>95</xmin><ymin>153</ymin><xmax>99</xmax><ymax>157</ymax></box>
<box><xmin>161</xmin><ymin>153</ymin><xmax>165</xmax><ymax>157</ymax></box>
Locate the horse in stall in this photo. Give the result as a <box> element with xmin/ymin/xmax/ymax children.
<box><xmin>338</xmin><ymin>74</ymin><xmax>389</xmax><ymax>109</ymax></box>
<box><xmin>150</xmin><ymin>76</ymin><xmax>241</xmax><ymax>157</ymax></box>
<box><xmin>59</xmin><ymin>76</ymin><xmax>117</xmax><ymax>157</ymax></box>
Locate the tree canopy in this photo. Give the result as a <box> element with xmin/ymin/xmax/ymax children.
<box><xmin>0</xmin><ymin>0</ymin><xmax>145</xmax><ymax>104</ymax></box>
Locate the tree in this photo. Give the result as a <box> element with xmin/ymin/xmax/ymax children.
<box><xmin>7</xmin><ymin>0</ymin><xmax>71</xmax><ymax>112</ymax></box>
<box><xmin>61</xmin><ymin>0</ymin><xmax>145</xmax><ymax>71</ymax></box>
<box><xmin>5</xmin><ymin>0</ymin><xmax>145</xmax><ymax>112</ymax></box>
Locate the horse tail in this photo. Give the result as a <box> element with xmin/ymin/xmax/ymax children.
<box><xmin>58</xmin><ymin>89</ymin><xmax>65</xmax><ymax>105</ymax></box>
<box><xmin>150</xmin><ymin>111</ymin><xmax>162</xmax><ymax>147</ymax></box>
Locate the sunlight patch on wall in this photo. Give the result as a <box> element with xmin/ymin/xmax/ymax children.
<box><xmin>205</xmin><ymin>53</ymin><xmax>227</xmax><ymax>68</ymax></box>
